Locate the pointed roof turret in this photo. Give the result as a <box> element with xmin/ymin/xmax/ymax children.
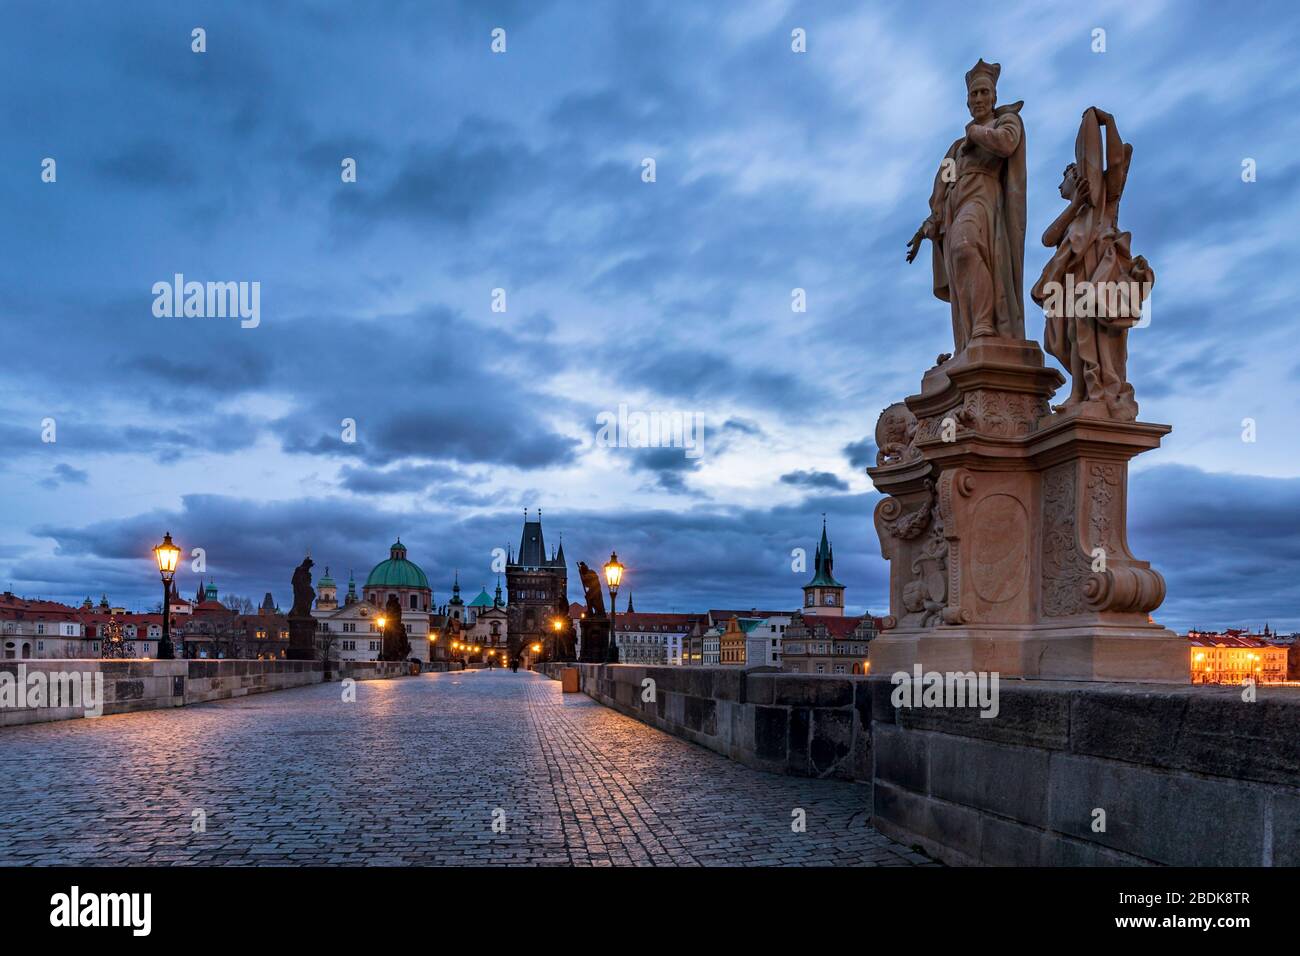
<box><xmin>494</xmin><ymin>576</ymin><xmax>503</xmax><ymax>608</ymax></box>
<box><xmin>626</xmin><ymin>593</ymin><xmax>635</xmax><ymax>614</ymax></box>
<box><xmin>450</xmin><ymin>570</ymin><xmax>463</xmax><ymax>606</ymax></box>
<box><xmin>516</xmin><ymin>509</ymin><xmax>548</xmax><ymax>568</ymax></box>
<box><xmin>806</xmin><ymin>517</ymin><xmax>845</xmax><ymax>588</ymax></box>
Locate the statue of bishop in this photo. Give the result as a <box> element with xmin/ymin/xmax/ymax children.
<box><xmin>907</xmin><ymin>59</ymin><xmax>1028</xmax><ymax>354</ymax></box>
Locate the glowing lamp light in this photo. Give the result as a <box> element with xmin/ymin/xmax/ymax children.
<box><xmin>603</xmin><ymin>551</ymin><xmax>624</xmax><ymax>590</ymax></box>
<box><xmin>376</xmin><ymin>616</ymin><xmax>387</xmax><ymax>630</ymax></box>
<box><xmin>532</xmin><ymin>643</ymin><xmax>541</xmax><ymax>653</ymax></box>
<box><xmin>153</xmin><ymin>532</ymin><xmax>181</xmax><ymax>581</ymax></box>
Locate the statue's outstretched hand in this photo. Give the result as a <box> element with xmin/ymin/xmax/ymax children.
<box><xmin>905</xmin><ymin>226</ymin><xmax>927</xmax><ymax>263</ymax></box>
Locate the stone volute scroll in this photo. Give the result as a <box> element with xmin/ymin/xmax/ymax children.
<box><xmin>869</xmin><ymin>64</ymin><xmax>1186</xmax><ymax>682</ymax></box>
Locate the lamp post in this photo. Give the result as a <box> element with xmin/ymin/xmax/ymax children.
<box><xmin>603</xmin><ymin>551</ymin><xmax>624</xmax><ymax>664</ymax></box>
<box><xmin>550</xmin><ymin>615</ymin><xmax>565</xmax><ymax>662</ymax></box>
<box><xmin>153</xmin><ymin>532</ymin><xmax>180</xmax><ymax>659</ymax></box>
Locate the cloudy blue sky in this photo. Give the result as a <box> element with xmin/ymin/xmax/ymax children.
<box><xmin>1</xmin><ymin>0</ymin><xmax>1297</xmax><ymax>630</ymax></box>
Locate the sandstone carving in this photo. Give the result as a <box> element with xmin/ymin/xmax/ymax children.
<box><xmin>867</xmin><ymin>63</ymin><xmax>1185</xmax><ymax>682</ymax></box>
<box><xmin>874</xmin><ymin>402</ymin><xmax>920</xmax><ymax>466</ymax></box>
<box><xmin>1031</xmin><ymin>107</ymin><xmax>1154</xmax><ymax>421</ymax></box>
<box><xmin>906</xmin><ymin>59</ymin><xmax>1027</xmax><ymax>353</ymax></box>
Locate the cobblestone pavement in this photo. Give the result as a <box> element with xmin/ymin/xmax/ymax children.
<box><xmin>0</xmin><ymin>669</ymin><xmax>931</xmax><ymax>866</ymax></box>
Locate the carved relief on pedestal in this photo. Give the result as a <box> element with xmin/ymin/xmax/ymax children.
<box><xmin>958</xmin><ymin>390</ymin><xmax>1049</xmax><ymax>438</ymax></box>
<box><xmin>1040</xmin><ymin>462</ymin><xmax>1090</xmax><ymax>617</ymax></box>
<box><xmin>971</xmin><ymin>493</ymin><xmax>1029</xmax><ymax>604</ymax></box>
<box><xmin>1085</xmin><ymin>461</ymin><xmax>1121</xmax><ymax>555</ymax></box>
<box><xmin>913</xmin><ymin>411</ymin><xmax>954</xmax><ymax>446</ymax></box>
<box><xmin>879</xmin><ymin>480</ymin><xmax>934</xmax><ymax>540</ymax></box>
<box><xmin>935</xmin><ymin>470</ymin><xmax>973</xmax><ymax>625</ymax></box>
<box><xmin>877</xmin><ymin>482</ymin><xmax>949</xmax><ymax>629</ymax></box>
<box><xmin>874</xmin><ymin>402</ymin><xmax>921</xmax><ymax>466</ymax></box>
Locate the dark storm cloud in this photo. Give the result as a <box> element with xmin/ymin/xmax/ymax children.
<box><xmin>95</xmin><ymin>141</ymin><xmax>197</xmax><ymax>188</ymax></box>
<box><xmin>24</xmin><ymin>491</ymin><xmax>883</xmax><ymax>616</ymax></box>
<box><xmin>780</xmin><ymin>469</ymin><xmax>850</xmax><ymax>492</ymax></box>
<box><xmin>843</xmin><ymin>438</ymin><xmax>877</xmax><ymax>470</ymax></box>
<box><xmin>39</xmin><ymin>464</ymin><xmax>89</xmax><ymax>489</ymax></box>
<box><xmin>330</xmin><ymin>120</ymin><xmax>540</xmax><ymax>231</ymax></box>
<box><xmin>122</xmin><ymin>350</ymin><xmax>275</xmax><ymax>393</ymax></box>
<box><xmin>338</xmin><ymin>462</ymin><xmax>462</xmax><ymax>495</ymax></box>
<box><xmin>1129</xmin><ymin>465</ymin><xmax>1300</xmax><ymax>629</ymax></box>
<box><xmin>623</xmin><ymin>446</ymin><xmax>701</xmax><ymax>495</ymax></box>
<box><xmin>17</xmin><ymin>465</ymin><xmax>1300</xmax><ymax>628</ymax></box>
<box><xmin>0</xmin><ymin>412</ymin><xmax>260</xmax><ymax>463</ymax></box>
<box><xmin>1</xmin><ymin>0</ymin><xmax>1298</xmax><ymax>625</ymax></box>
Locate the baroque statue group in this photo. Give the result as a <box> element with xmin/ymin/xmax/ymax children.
<box><xmin>868</xmin><ymin>60</ymin><xmax>1187</xmax><ymax>682</ymax></box>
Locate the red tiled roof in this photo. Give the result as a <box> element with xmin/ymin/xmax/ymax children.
<box><xmin>0</xmin><ymin>593</ymin><xmax>82</xmax><ymax>620</ymax></box>
<box><xmin>192</xmin><ymin>600</ymin><xmax>233</xmax><ymax>615</ymax></box>
<box><xmin>810</xmin><ymin>615</ymin><xmax>865</xmax><ymax>639</ymax></box>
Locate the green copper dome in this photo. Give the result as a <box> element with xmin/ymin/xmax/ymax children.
<box><xmin>365</xmin><ymin>539</ymin><xmax>430</xmax><ymax>590</ymax></box>
<box><xmin>468</xmin><ymin>587</ymin><xmax>493</xmax><ymax>608</ymax></box>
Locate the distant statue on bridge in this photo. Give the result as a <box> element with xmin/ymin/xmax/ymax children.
<box><xmin>578</xmin><ymin>561</ymin><xmax>606</xmax><ymax>618</ymax></box>
<box><xmin>379</xmin><ymin>594</ymin><xmax>410</xmax><ymax>662</ymax></box>
<box><xmin>289</xmin><ymin>555</ymin><xmax>315</xmax><ymax>617</ymax></box>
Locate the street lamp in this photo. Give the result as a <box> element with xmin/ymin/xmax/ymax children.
<box><xmin>604</xmin><ymin>550</ymin><xmax>624</xmax><ymax>664</ymax></box>
<box><xmin>547</xmin><ymin>615</ymin><xmax>566</xmax><ymax>662</ymax></box>
<box><xmin>153</xmin><ymin>532</ymin><xmax>180</xmax><ymax>659</ymax></box>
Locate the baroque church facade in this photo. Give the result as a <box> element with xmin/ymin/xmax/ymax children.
<box><xmin>310</xmin><ymin>515</ymin><xmax>566</xmax><ymax>667</ymax></box>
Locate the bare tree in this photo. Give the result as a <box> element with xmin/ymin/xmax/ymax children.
<box><xmin>221</xmin><ymin>594</ymin><xmax>256</xmax><ymax>615</ymax></box>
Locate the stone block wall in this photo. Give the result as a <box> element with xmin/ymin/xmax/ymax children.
<box><xmin>535</xmin><ymin>662</ymin><xmax>872</xmax><ymax>782</ymax></box>
<box><xmin>538</xmin><ymin>663</ymin><xmax>1300</xmax><ymax>866</ymax></box>
<box><xmin>0</xmin><ymin>658</ymin><xmax>409</xmax><ymax>727</ymax></box>
<box><xmin>869</xmin><ymin>677</ymin><xmax>1300</xmax><ymax>866</ymax></box>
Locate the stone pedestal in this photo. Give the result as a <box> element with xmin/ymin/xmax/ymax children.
<box><xmin>286</xmin><ymin>614</ymin><xmax>316</xmax><ymax>661</ymax></box>
<box><xmin>867</xmin><ymin>339</ymin><xmax>1187</xmax><ymax>682</ymax></box>
<box><xmin>579</xmin><ymin>616</ymin><xmax>611</xmax><ymax>664</ymax></box>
